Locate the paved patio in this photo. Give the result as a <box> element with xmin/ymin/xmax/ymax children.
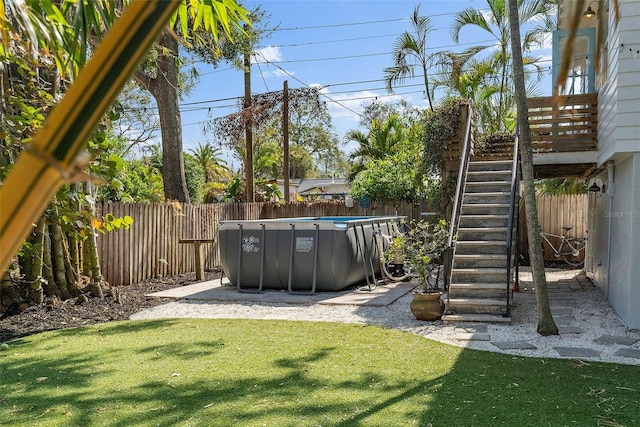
<box><xmin>147</xmin><ymin>277</ymin><xmax>415</xmax><ymax>307</ymax></box>
<box><xmin>457</xmin><ymin>268</ymin><xmax>640</xmax><ymax>361</ymax></box>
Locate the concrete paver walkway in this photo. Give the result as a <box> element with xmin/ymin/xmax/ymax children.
<box><xmin>148</xmin><ymin>278</ymin><xmax>414</xmax><ymax>307</ymax></box>
<box><xmin>460</xmin><ymin>268</ymin><xmax>640</xmax><ymax>362</ymax></box>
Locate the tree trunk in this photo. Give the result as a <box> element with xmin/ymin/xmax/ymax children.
<box><xmin>84</xmin><ymin>230</ymin><xmax>104</xmax><ymax>298</ymax></box>
<box><xmin>62</xmin><ymin>234</ymin><xmax>80</xmax><ymax>290</ymax></box>
<box><xmin>508</xmin><ymin>0</ymin><xmax>558</xmax><ymax>335</ymax></box>
<box><xmin>41</xmin><ymin>229</ymin><xmax>60</xmax><ymax>300</ymax></box>
<box><xmin>66</xmin><ymin>233</ymin><xmax>80</xmax><ymax>286</ymax></box>
<box><xmin>144</xmin><ymin>31</ymin><xmax>190</xmax><ymax>203</ymax></box>
<box><xmin>0</xmin><ymin>269</ymin><xmax>18</xmax><ymax>313</ymax></box>
<box><xmin>51</xmin><ymin>221</ymin><xmax>71</xmax><ymax>300</ymax></box>
<box><xmin>84</xmin><ymin>182</ymin><xmax>105</xmax><ymax>298</ymax></box>
<box><xmin>25</xmin><ymin>219</ymin><xmax>47</xmax><ymax>304</ymax></box>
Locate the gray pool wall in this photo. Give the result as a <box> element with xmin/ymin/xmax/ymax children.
<box><xmin>218</xmin><ymin>216</ymin><xmax>405</xmax><ymax>292</ymax></box>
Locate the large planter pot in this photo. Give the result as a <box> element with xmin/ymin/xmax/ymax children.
<box><xmin>410</xmin><ymin>292</ymin><xmax>445</xmax><ymax>321</ymax></box>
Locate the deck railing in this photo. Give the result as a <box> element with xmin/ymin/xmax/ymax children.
<box><xmin>528</xmin><ymin>93</ymin><xmax>598</xmax><ymax>153</ymax></box>
<box><xmin>470</xmin><ymin>93</ymin><xmax>598</xmax><ymax>159</ymax></box>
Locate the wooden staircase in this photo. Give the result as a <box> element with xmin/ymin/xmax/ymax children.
<box><xmin>442</xmin><ymin>160</ymin><xmax>515</xmax><ymax>324</ymax></box>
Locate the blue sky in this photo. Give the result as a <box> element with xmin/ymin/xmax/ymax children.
<box><xmin>179</xmin><ymin>0</ymin><xmax>554</xmax><ymax>169</ymax></box>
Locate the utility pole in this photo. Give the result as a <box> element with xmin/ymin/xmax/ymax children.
<box><xmin>282</xmin><ymin>80</ymin><xmax>290</xmax><ymax>202</ymax></box>
<box><xmin>243</xmin><ymin>50</ymin><xmax>254</xmax><ymax>202</ymax></box>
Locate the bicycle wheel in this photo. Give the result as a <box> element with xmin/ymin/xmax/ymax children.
<box><xmin>382</xmin><ymin>260</ymin><xmax>413</xmax><ymax>282</ymax></box>
<box><xmin>562</xmin><ymin>239</ymin><xmax>585</xmax><ymax>267</ymax></box>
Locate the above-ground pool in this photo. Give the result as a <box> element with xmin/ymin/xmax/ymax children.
<box><xmin>218</xmin><ymin>216</ymin><xmax>404</xmax><ymax>293</ymax></box>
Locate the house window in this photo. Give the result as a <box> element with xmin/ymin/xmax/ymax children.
<box><xmin>552</xmin><ymin>28</ymin><xmax>597</xmax><ymax>94</ymax></box>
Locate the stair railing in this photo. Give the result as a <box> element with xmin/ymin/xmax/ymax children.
<box><xmin>445</xmin><ymin>104</ymin><xmax>473</xmax><ymax>311</ymax></box>
<box><xmin>505</xmin><ymin>125</ymin><xmax>521</xmax><ymax>316</ymax></box>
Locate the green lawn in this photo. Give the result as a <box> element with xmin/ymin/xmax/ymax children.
<box><xmin>0</xmin><ymin>319</ymin><xmax>638</xmax><ymax>426</ymax></box>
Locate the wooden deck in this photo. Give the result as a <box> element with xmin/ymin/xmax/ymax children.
<box><xmin>446</xmin><ymin>94</ymin><xmax>598</xmax><ymax>178</ymax></box>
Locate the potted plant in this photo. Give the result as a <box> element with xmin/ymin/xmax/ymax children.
<box><xmin>405</xmin><ymin>219</ymin><xmax>449</xmax><ymax>321</ymax></box>
<box><xmin>382</xmin><ymin>234</ymin><xmax>410</xmax><ymax>279</ymax></box>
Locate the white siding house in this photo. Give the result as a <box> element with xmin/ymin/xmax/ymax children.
<box><xmin>573</xmin><ymin>0</ymin><xmax>640</xmax><ymax>329</ymax></box>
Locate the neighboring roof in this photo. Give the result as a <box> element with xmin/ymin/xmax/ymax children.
<box><xmin>266</xmin><ymin>179</ymin><xmax>299</xmax><ymax>188</ymax></box>
<box><xmin>295</xmin><ymin>178</ymin><xmax>350</xmax><ymax>194</ymax></box>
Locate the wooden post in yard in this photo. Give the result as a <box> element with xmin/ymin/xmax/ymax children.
<box><xmin>283</xmin><ymin>80</ymin><xmax>290</xmax><ymax>202</ymax></box>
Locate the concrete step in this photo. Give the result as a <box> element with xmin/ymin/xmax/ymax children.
<box><xmin>452</xmin><ymin>267</ymin><xmax>508</xmax><ymax>283</ymax></box>
<box><xmin>464</xmin><ymin>181</ymin><xmax>511</xmax><ymax>193</ymax></box>
<box><xmin>442</xmin><ymin>313</ymin><xmax>512</xmax><ymax>324</ymax></box>
<box><xmin>455</xmin><ymin>241</ymin><xmax>507</xmax><ymax>255</ymax></box>
<box><xmin>453</xmin><ymin>254</ymin><xmax>509</xmax><ymax>268</ymax></box>
<box><xmin>457</xmin><ymin>227</ymin><xmax>508</xmax><ymax>241</ymax></box>
<box><xmin>459</xmin><ymin>214</ymin><xmax>509</xmax><ymax>228</ymax></box>
<box><xmin>461</xmin><ymin>203</ymin><xmax>510</xmax><ymax>216</ymax></box>
<box><xmin>467</xmin><ymin>160</ymin><xmax>513</xmax><ymax>172</ymax></box>
<box><xmin>449</xmin><ymin>282</ymin><xmax>510</xmax><ymax>298</ymax></box>
<box><xmin>446</xmin><ymin>297</ymin><xmax>509</xmax><ymax>315</ymax></box>
<box><xmin>463</xmin><ymin>192</ymin><xmax>511</xmax><ymax>204</ymax></box>
<box><xmin>466</xmin><ymin>170</ymin><xmax>512</xmax><ymax>182</ymax></box>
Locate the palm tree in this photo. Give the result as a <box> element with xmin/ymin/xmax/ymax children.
<box><xmin>508</xmin><ymin>0</ymin><xmax>558</xmax><ymax>335</ymax></box>
<box><xmin>451</xmin><ymin>0</ymin><xmax>555</xmax><ymax>131</ymax></box>
<box><xmin>384</xmin><ymin>5</ymin><xmax>436</xmax><ymax>111</ymax></box>
<box><xmin>346</xmin><ymin>115</ymin><xmax>406</xmax><ymax>179</ymax></box>
<box><xmin>432</xmin><ymin>47</ymin><xmax>488</xmax><ymax>99</ymax></box>
<box><xmin>189</xmin><ymin>143</ymin><xmax>232</xmax><ymax>183</ymax></box>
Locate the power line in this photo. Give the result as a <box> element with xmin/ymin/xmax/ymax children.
<box><xmin>127</xmin><ymin>57</ymin><xmax>557</xmax><ymax>114</ymax></box>
<box><xmin>275</xmin><ymin>10</ymin><xmax>476</xmax><ymax>32</ymax></box>
<box><xmin>254</xmin><ymin>38</ymin><xmax>495</xmax><ymax>65</ymax></box>
<box><xmin>277</xmin><ymin>16</ymin><xmax>408</xmax><ymax>31</ymax></box>
<box><xmin>264</xmin><ymin>32</ymin><xmax>400</xmax><ymax>48</ymax></box>
<box><xmin>254</xmin><ymin>50</ymin><xmax>364</xmax><ymax>120</ymax></box>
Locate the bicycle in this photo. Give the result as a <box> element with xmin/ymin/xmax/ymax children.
<box><xmin>540</xmin><ymin>226</ymin><xmax>587</xmax><ymax>267</ymax></box>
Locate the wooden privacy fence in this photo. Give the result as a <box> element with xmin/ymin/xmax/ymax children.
<box><xmin>519</xmin><ymin>194</ymin><xmax>588</xmax><ymax>262</ymax></box>
<box><xmin>96</xmin><ymin>201</ymin><xmax>419</xmax><ymax>286</ymax></box>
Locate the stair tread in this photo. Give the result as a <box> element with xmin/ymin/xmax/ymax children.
<box><xmin>456</xmin><ymin>241</ymin><xmax>507</xmax><ymax>245</ymax></box>
<box><xmin>466</xmin><ymin>180</ymin><xmax>511</xmax><ymax>185</ymax></box>
<box><xmin>442</xmin><ymin>313</ymin><xmax>512</xmax><ymax>323</ymax></box>
<box><xmin>462</xmin><ymin>203</ymin><xmax>509</xmax><ymax>208</ymax></box>
<box><xmin>467</xmin><ymin>170</ymin><xmax>511</xmax><ymax>174</ymax></box>
<box><xmin>455</xmin><ymin>254</ymin><xmax>507</xmax><ymax>258</ymax></box>
<box><xmin>458</xmin><ymin>227</ymin><xmax>508</xmax><ymax>231</ymax></box>
<box><xmin>448</xmin><ymin>297</ymin><xmax>508</xmax><ymax>305</ymax></box>
<box><xmin>469</xmin><ymin>160</ymin><xmax>513</xmax><ymax>165</ymax></box>
<box><xmin>465</xmin><ymin>192</ymin><xmax>511</xmax><ymax>196</ymax></box>
<box><xmin>459</xmin><ymin>215</ymin><xmax>509</xmax><ymax>219</ymax></box>
<box><xmin>450</xmin><ymin>282</ymin><xmax>510</xmax><ymax>288</ymax></box>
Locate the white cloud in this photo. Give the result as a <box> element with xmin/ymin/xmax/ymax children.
<box><xmin>253</xmin><ymin>46</ymin><xmax>282</xmax><ymax>64</ymax></box>
<box><xmin>313</xmin><ymin>86</ymin><xmax>415</xmax><ymax>152</ymax></box>
<box><xmin>252</xmin><ymin>46</ymin><xmax>295</xmax><ymax>78</ymax></box>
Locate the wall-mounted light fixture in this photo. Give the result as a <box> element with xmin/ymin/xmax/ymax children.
<box><xmin>588</xmin><ymin>177</ymin><xmax>606</xmax><ymax>195</ymax></box>
<box><xmin>583</xmin><ymin>1</ymin><xmax>599</xmax><ymax>18</ymax></box>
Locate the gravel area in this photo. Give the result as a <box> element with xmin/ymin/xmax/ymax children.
<box><xmin>131</xmin><ymin>270</ymin><xmax>640</xmax><ymax>366</ymax></box>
